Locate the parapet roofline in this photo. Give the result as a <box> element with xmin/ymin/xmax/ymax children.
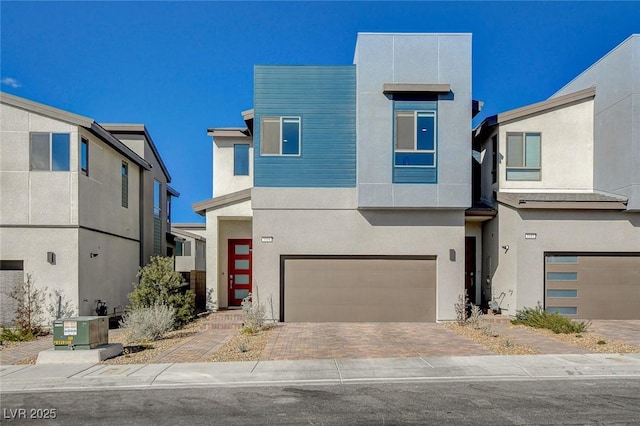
<box><xmin>206</xmin><ymin>127</ymin><xmax>252</xmax><ymax>137</ymax></box>
<box><xmin>0</xmin><ymin>92</ymin><xmax>151</xmax><ymax>171</ymax></box>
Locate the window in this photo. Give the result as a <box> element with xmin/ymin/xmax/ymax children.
<box><xmin>30</xmin><ymin>133</ymin><xmax>70</xmax><ymax>171</ymax></box>
<box><xmin>394</xmin><ymin>110</ymin><xmax>436</xmax><ymax>167</ymax></box>
<box><xmin>546</xmin><ymin>307</ymin><xmax>578</xmax><ymax>315</ymax></box>
<box><xmin>121</xmin><ymin>162</ymin><xmax>128</xmax><ymax>208</ymax></box>
<box><xmin>547</xmin><ymin>256</ymin><xmax>578</xmax><ymax>264</ymax></box>
<box><xmin>547</xmin><ymin>290</ymin><xmax>578</xmax><ymax>298</ymax></box>
<box><xmin>261</xmin><ymin>117</ymin><xmax>300</xmax><ymax>155</ymax></box>
<box><xmin>176</xmin><ymin>241</ymin><xmax>191</xmax><ymax>257</ymax></box>
<box><xmin>506</xmin><ymin>132</ymin><xmax>541</xmax><ymax>180</ymax></box>
<box><xmin>234</xmin><ymin>144</ymin><xmax>250</xmax><ymax>175</ymax></box>
<box><xmin>81</xmin><ymin>138</ymin><xmax>88</xmax><ymax>175</ymax></box>
<box><xmin>547</xmin><ymin>272</ymin><xmax>578</xmax><ymax>281</ymax></box>
<box><xmin>491</xmin><ymin>135</ymin><xmax>497</xmax><ymax>184</ymax></box>
<box><xmin>153</xmin><ymin>180</ymin><xmax>162</xmax><ymax>256</ymax></box>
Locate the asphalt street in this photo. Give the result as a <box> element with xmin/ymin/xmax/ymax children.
<box><xmin>2</xmin><ymin>378</ymin><xmax>640</xmax><ymax>425</ymax></box>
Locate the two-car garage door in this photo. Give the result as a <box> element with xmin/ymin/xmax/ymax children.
<box><xmin>545</xmin><ymin>254</ymin><xmax>640</xmax><ymax>320</ymax></box>
<box><xmin>282</xmin><ymin>256</ymin><xmax>436</xmax><ymax>322</ymax></box>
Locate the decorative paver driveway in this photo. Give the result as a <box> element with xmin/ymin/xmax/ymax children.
<box><xmin>588</xmin><ymin>320</ymin><xmax>640</xmax><ymax>346</ymax></box>
<box><xmin>260</xmin><ymin>323</ymin><xmax>493</xmax><ymax>360</ymax></box>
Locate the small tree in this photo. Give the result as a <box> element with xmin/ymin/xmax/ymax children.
<box><xmin>129</xmin><ymin>256</ymin><xmax>195</xmax><ymax>325</ymax></box>
<box><xmin>46</xmin><ymin>289</ymin><xmax>77</xmax><ymax>322</ymax></box>
<box><xmin>8</xmin><ymin>274</ymin><xmax>47</xmax><ymax>337</ymax></box>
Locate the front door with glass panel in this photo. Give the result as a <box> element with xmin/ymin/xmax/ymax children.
<box><xmin>228</xmin><ymin>239</ymin><xmax>252</xmax><ymax>306</ymax></box>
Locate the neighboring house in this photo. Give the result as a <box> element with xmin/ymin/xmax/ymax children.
<box><xmin>0</xmin><ymin>93</ymin><xmax>177</xmax><ymax>323</ymax></box>
<box><xmin>171</xmin><ymin>223</ymin><xmax>207</xmax><ymax>310</ymax></box>
<box><xmin>171</xmin><ymin>223</ymin><xmax>206</xmax><ymax>274</ymax></box>
<box><xmin>196</xmin><ymin>33</ymin><xmax>484</xmax><ymax>322</ymax></box>
<box><xmin>473</xmin><ymin>35</ymin><xmax>640</xmax><ymax>319</ymax></box>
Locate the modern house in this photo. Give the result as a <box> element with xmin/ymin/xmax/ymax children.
<box><xmin>0</xmin><ymin>93</ymin><xmax>177</xmax><ymax>323</ymax></box>
<box><xmin>473</xmin><ymin>34</ymin><xmax>640</xmax><ymax>319</ymax></box>
<box><xmin>196</xmin><ymin>33</ymin><xmax>482</xmax><ymax>322</ymax></box>
<box><xmin>171</xmin><ymin>223</ymin><xmax>207</xmax><ymax>310</ymax></box>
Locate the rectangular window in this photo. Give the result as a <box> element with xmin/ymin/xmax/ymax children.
<box><xmin>175</xmin><ymin>241</ymin><xmax>191</xmax><ymax>257</ymax></box>
<box><xmin>547</xmin><ymin>272</ymin><xmax>578</xmax><ymax>281</ymax></box>
<box><xmin>491</xmin><ymin>135</ymin><xmax>497</xmax><ymax>184</ymax></box>
<box><xmin>121</xmin><ymin>162</ymin><xmax>128</xmax><ymax>208</ymax></box>
<box><xmin>153</xmin><ymin>180</ymin><xmax>162</xmax><ymax>256</ymax></box>
<box><xmin>546</xmin><ymin>307</ymin><xmax>578</xmax><ymax>315</ymax></box>
<box><xmin>260</xmin><ymin>117</ymin><xmax>300</xmax><ymax>156</ymax></box>
<box><xmin>506</xmin><ymin>132</ymin><xmax>541</xmax><ymax>180</ymax></box>
<box><xmin>394</xmin><ymin>110</ymin><xmax>436</xmax><ymax>167</ymax></box>
<box><xmin>546</xmin><ymin>256</ymin><xmax>578</xmax><ymax>264</ymax></box>
<box><xmin>81</xmin><ymin>138</ymin><xmax>88</xmax><ymax>175</ymax></box>
<box><xmin>547</xmin><ymin>289</ymin><xmax>578</xmax><ymax>298</ymax></box>
<box><xmin>30</xmin><ymin>133</ymin><xmax>70</xmax><ymax>171</ymax></box>
<box><xmin>234</xmin><ymin>144</ymin><xmax>250</xmax><ymax>175</ymax></box>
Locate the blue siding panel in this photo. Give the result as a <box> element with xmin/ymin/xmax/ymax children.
<box><xmin>254</xmin><ymin>66</ymin><xmax>356</xmax><ymax>188</ymax></box>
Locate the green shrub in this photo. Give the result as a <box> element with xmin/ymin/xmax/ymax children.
<box><xmin>129</xmin><ymin>256</ymin><xmax>195</xmax><ymax>325</ymax></box>
<box><xmin>1</xmin><ymin>327</ymin><xmax>37</xmax><ymax>343</ymax></box>
<box><xmin>511</xmin><ymin>304</ymin><xmax>590</xmax><ymax>334</ymax></box>
<box><xmin>119</xmin><ymin>304</ymin><xmax>175</xmax><ymax>343</ymax></box>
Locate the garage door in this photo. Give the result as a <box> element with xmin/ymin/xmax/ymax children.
<box><xmin>282</xmin><ymin>256</ymin><xmax>436</xmax><ymax>322</ymax></box>
<box><xmin>1</xmin><ymin>260</ymin><xmax>24</xmax><ymax>326</ymax></box>
<box><xmin>545</xmin><ymin>254</ymin><xmax>640</xmax><ymax>320</ymax></box>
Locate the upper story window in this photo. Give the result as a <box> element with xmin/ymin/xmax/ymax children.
<box><xmin>81</xmin><ymin>138</ymin><xmax>89</xmax><ymax>176</ymax></box>
<box><xmin>176</xmin><ymin>240</ymin><xmax>191</xmax><ymax>257</ymax></box>
<box><xmin>234</xmin><ymin>144</ymin><xmax>250</xmax><ymax>175</ymax></box>
<box><xmin>153</xmin><ymin>180</ymin><xmax>161</xmax><ymax>218</ymax></box>
<box><xmin>394</xmin><ymin>110</ymin><xmax>436</xmax><ymax>167</ymax></box>
<box><xmin>491</xmin><ymin>135</ymin><xmax>497</xmax><ymax>184</ymax></box>
<box><xmin>121</xmin><ymin>162</ymin><xmax>128</xmax><ymax>208</ymax></box>
<box><xmin>30</xmin><ymin>132</ymin><xmax>70</xmax><ymax>171</ymax></box>
<box><xmin>261</xmin><ymin>116</ymin><xmax>300</xmax><ymax>156</ymax></box>
<box><xmin>506</xmin><ymin>132</ymin><xmax>541</xmax><ymax>181</ymax></box>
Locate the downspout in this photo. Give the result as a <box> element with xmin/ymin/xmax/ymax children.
<box><xmin>139</xmin><ymin>165</ymin><xmax>145</xmax><ymax>268</ymax></box>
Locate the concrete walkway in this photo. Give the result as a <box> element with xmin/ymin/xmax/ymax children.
<box><xmin>2</xmin><ymin>353</ymin><xmax>639</xmax><ymax>393</ymax></box>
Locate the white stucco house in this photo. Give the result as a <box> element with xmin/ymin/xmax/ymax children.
<box><xmin>0</xmin><ymin>93</ymin><xmax>178</xmax><ymax>324</ymax></box>
<box><xmin>473</xmin><ymin>35</ymin><xmax>640</xmax><ymax>319</ymax></box>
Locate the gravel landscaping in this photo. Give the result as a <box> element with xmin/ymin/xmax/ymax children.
<box><xmin>445</xmin><ymin>322</ymin><xmax>539</xmax><ymax>355</ymax></box>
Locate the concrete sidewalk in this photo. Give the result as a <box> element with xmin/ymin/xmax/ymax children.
<box><xmin>2</xmin><ymin>353</ymin><xmax>639</xmax><ymax>393</ymax></box>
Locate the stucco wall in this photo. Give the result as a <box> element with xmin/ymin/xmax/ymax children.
<box><xmin>488</xmin><ymin>205</ymin><xmax>640</xmax><ymax>314</ymax></box>
<box><xmin>252</xmin><ymin>187</ymin><xmax>466</xmax><ymax>321</ymax></box>
<box><xmin>213</xmin><ymin>135</ymin><xmax>253</xmax><ymax>197</ymax></box>
<box><xmin>552</xmin><ymin>35</ymin><xmax>640</xmax><ymax>209</ymax></box>
<box><xmin>353</xmin><ymin>33</ymin><xmax>472</xmax><ymax>208</ymax></box>
<box><xmin>499</xmin><ymin>99</ymin><xmax>595</xmax><ymax>192</ymax></box>
<box><xmin>77</xmin><ymin>129</ymin><xmax>140</xmax><ymax>240</ymax></box>
<box><xmin>0</xmin><ymin>227</ymin><xmax>79</xmax><ymax>323</ymax></box>
<box><xmin>0</xmin><ymin>104</ymin><xmax>79</xmax><ymax>225</ymax></box>
<box><xmin>78</xmin><ymin>228</ymin><xmax>139</xmax><ymax>315</ymax></box>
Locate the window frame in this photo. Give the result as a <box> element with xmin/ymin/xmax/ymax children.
<box><xmin>29</xmin><ymin>132</ymin><xmax>71</xmax><ymax>172</ymax></box>
<box><xmin>121</xmin><ymin>162</ymin><xmax>129</xmax><ymax>208</ymax></box>
<box><xmin>260</xmin><ymin>116</ymin><xmax>301</xmax><ymax>157</ymax></box>
<box><xmin>153</xmin><ymin>180</ymin><xmax>162</xmax><ymax>218</ymax></box>
<box><xmin>233</xmin><ymin>143</ymin><xmax>250</xmax><ymax>176</ymax></box>
<box><xmin>394</xmin><ymin>110</ymin><xmax>437</xmax><ymax>168</ymax></box>
<box><xmin>506</xmin><ymin>131</ymin><xmax>541</xmax><ymax>181</ymax></box>
<box><xmin>80</xmin><ymin>138</ymin><xmax>89</xmax><ymax>176</ymax></box>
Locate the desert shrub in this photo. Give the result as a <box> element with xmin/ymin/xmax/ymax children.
<box><xmin>5</xmin><ymin>274</ymin><xmax>47</xmax><ymax>338</ymax></box>
<box><xmin>511</xmin><ymin>304</ymin><xmax>590</xmax><ymax>334</ymax></box>
<box><xmin>241</xmin><ymin>293</ymin><xmax>266</xmax><ymax>333</ymax></box>
<box><xmin>468</xmin><ymin>304</ymin><xmax>484</xmax><ymax>329</ymax></box>
<box><xmin>454</xmin><ymin>292</ymin><xmax>468</xmax><ymax>326</ymax></box>
<box><xmin>119</xmin><ymin>304</ymin><xmax>175</xmax><ymax>343</ymax></box>
<box><xmin>129</xmin><ymin>256</ymin><xmax>195</xmax><ymax>325</ymax></box>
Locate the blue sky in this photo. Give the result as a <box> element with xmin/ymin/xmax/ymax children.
<box><xmin>2</xmin><ymin>1</ymin><xmax>639</xmax><ymax>223</ymax></box>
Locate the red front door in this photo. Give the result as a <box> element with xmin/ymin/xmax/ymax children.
<box><xmin>228</xmin><ymin>239</ymin><xmax>252</xmax><ymax>306</ymax></box>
